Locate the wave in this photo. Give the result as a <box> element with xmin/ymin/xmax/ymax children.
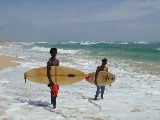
<box><xmin>66</xmin><ymin>41</ymin><xmax>111</xmax><ymax>45</ymax></box>
<box><xmin>58</xmin><ymin>49</ymin><xmax>80</xmax><ymax>54</ymax></box>
<box><xmin>80</xmin><ymin>41</ymin><xmax>105</xmax><ymax>45</ymax></box>
<box><xmin>58</xmin><ymin>41</ymin><xmax>155</xmax><ymax>45</ymax></box>
<box><xmin>133</xmin><ymin>41</ymin><xmax>149</xmax><ymax>44</ymax></box>
<box><xmin>65</xmin><ymin>41</ymin><xmax>100</xmax><ymax>45</ymax></box>
<box><xmin>30</xmin><ymin>46</ymin><xmax>80</xmax><ymax>54</ymax></box>
<box><xmin>13</xmin><ymin>41</ymin><xmax>159</xmax><ymax>63</ymax></box>
<box><xmin>30</xmin><ymin>46</ymin><xmax>50</xmax><ymax>52</ymax></box>
<box><xmin>20</xmin><ymin>41</ymin><xmax>159</xmax><ymax>47</ymax></box>
<box><xmin>17</xmin><ymin>42</ymin><xmax>36</xmax><ymax>46</ymax></box>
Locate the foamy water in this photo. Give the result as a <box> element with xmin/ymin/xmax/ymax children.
<box><xmin>0</xmin><ymin>42</ymin><xmax>160</xmax><ymax>120</ymax></box>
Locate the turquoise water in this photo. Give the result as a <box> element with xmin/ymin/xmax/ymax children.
<box><xmin>34</xmin><ymin>41</ymin><xmax>160</xmax><ymax>63</ymax></box>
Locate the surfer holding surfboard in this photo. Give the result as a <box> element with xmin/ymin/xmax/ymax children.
<box><xmin>47</xmin><ymin>48</ymin><xmax>59</xmax><ymax>109</ymax></box>
<box><xmin>24</xmin><ymin>48</ymin><xmax>116</xmax><ymax>105</ymax></box>
<box><xmin>94</xmin><ymin>58</ymin><xmax>108</xmax><ymax>100</ymax></box>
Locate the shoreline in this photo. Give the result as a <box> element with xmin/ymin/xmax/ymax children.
<box><xmin>0</xmin><ymin>55</ymin><xmax>22</xmax><ymax>69</ymax></box>
<box><xmin>0</xmin><ymin>54</ymin><xmax>22</xmax><ymax>118</ymax></box>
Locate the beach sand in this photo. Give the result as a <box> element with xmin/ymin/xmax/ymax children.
<box><xmin>0</xmin><ymin>55</ymin><xmax>22</xmax><ymax>69</ymax></box>
<box><xmin>0</xmin><ymin>55</ymin><xmax>22</xmax><ymax>118</ymax></box>
<box><xmin>0</xmin><ymin>41</ymin><xmax>22</xmax><ymax>118</ymax></box>
<box><xmin>0</xmin><ymin>41</ymin><xmax>22</xmax><ymax>69</ymax></box>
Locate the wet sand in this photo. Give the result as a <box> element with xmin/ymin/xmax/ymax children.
<box><xmin>0</xmin><ymin>44</ymin><xmax>22</xmax><ymax>118</ymax></box>
<box><xmin>0</xmin><ymin>41</ymin><xmax>22</xmax><ymax>69</ymax></box>
<box><xmin>0</xmin><ymin>42</ymin><xmax>22</xmax><ymax>115</ymax></box>
<box><xmin>0</xmin><ymin>55</ymin><xmax>22</xmax><ymax>69</ymax></box>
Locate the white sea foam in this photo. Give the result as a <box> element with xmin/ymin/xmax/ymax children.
<box><xmin>133</xmin><ymin>41</ymin><xmax>149</xmax><ymax>44</ymax></box>
<box><xmin>67</xmin><ymin>41</ymin><xmax>113</xmax><ymax>45</ymax></box>
<box><xmin>58</xmin><ymin>49</ymin><xmax>80</xmax><ymax>54</ymax></box>
<box><xmin>30</xmin><ymin>46</ymin><xmax>80</xmax><ymax>55</ymax></box>
<box><xmin>30</xmin><ymin>46</ymin><xmax>50</xmax><ymax>52</ymax></box>
<box><xmin>0</xmin><ymin>79</ymin><xmax>10</xmax><ymax>84</ymax></box>
<box><xmin>80</xmin><ymin>41</ymin><xmax>104</xmax><ymax>45</ymax></box>
<box><xmin>37</xmin><ymin>42</ymin><xmax>48</xmax><ymax>44</ymax></box>
<box><xmin>19</xmin><ymin>42</ymin><xmax>35</xmax><ymax>46</ymax></box>
<box><xmin>118</xmin><ymin>42</ymin><xmax>129</xmax><ymax>44</ymax></box>
<box><xmin>68</xmin><ymin>41</ymin><xmax>79</xmax><ymax>44</ymax></box>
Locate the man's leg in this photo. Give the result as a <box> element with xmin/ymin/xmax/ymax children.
<box><xmin>52</xmin><ymin>96</ymin><xmax>57</xmax><ymax>109</ymax></box>
<box><xmin>51</xmin><ymin>93</ymin><xmax>53</xmax><ymax>104</ymax></box>
<box><xmin>101</xmin><ymin>86</ymin><xmax>105</xmax><ymax>99</ymax></box>
<box><xmin>94</xmin><ymin>86</ymin><xmax>100</xmax><ymax>100</ymax></box>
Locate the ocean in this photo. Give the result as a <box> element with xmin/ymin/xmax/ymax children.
<box><xmin>0</xmin><ymin>41</ymin><xmax>160</xmax><ymax>120</ymax></box>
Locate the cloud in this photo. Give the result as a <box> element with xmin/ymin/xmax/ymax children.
<box><xmin>0</xmin><ymin>0</ymin><xmax>160</xmax><ymax>41</ymax></box>
<box><xmin>92</xmin><ymin>0</ymin><xmax>160</xmax><ymax>22</ymax></box>
<box><xmin>1</xmin><ymin>0</ymin><xmax>159</xmax><ymax>24</ymax></box>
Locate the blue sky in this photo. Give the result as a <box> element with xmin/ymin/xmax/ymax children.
<box><xmin>0</xmin><ymin>0</ymin><xmax>160</xmax><ymax>42</ymax></box>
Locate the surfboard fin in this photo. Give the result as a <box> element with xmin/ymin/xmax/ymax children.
<box><xmin>24</xmin><ymin>73</ymin><xmax>26</xmax><ymax>83</ymax></box>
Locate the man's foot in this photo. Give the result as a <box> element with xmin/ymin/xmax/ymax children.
<box><xmin>94</xmin><ymin>95</ymin><xmax>98</xmax><ymax>100</ymax></box>
<box><xmin>101</xmin><ymin>94</ymin><xmax>103</xmax><ymax>99</ymax></box>
<box><xmin>94</xmin><ymin>98</ymin><xmax>97</xmax><ymax>100</ymax></box>
<box><xmin>53</xmin><ymin>106</ymin><xmax>56</xmax><ymax>109</ymax></box>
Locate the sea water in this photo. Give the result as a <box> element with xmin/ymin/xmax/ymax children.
<box><xmin>0</xmin><ymin>41</ymin><xmax>160</xmax><ymax>120</ymax></box>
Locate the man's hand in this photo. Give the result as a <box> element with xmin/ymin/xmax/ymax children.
<box><xmin>49</xmin><ymin>79</ymin><xmax>54</xmax><ymax>85</ymax></box>
<box><xmin>95</xmin><ymin>81</ymin><xmax>97</xmax><ymax>86</ymax></box>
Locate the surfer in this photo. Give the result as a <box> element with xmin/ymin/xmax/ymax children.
<box><xmin>47</xmin><ymin>48</ymin><xmax>59</xmax><ymax>84</ymax></box>
<box><xmin>47</xmin><ymin>48</ymin><xmax>59</xmax><ymax>108</ymax></box>
<box><xmin>94</xmin><ymin>58</ymin><xmax>108</xmax><ymax>100</ymax></box>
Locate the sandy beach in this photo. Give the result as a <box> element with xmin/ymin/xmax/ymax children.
<box><xmin>0</xmin><ymin>55</ymin><xmax>22</xmax><ymax>69</ymax></box>
<box><xmin>0</xmin><ymin>41</ymin><xmax>22</xmax><ymax>69</ymax></box>
<box><xmin>0</xmin><ymin>42</ymin><xmax>22</xmax><ymax>117</ymax></box>
<box><xmin>0</xmin><ymin>54</ymin><xmax>22</xmax><ymax>118</ymax></box>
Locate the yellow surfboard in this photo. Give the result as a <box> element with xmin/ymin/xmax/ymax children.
<box><xmin>85</xmin><ymin>71</ymin><xmax>116</xmax><ymax>86</ymax></box>
<box><xmin>24</xmin><ymin>66</ymin><xmax>86</xmax><ymax>85</ymax></box>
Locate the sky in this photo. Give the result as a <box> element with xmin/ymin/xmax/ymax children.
<box><xmin>0</xmin><ymin>0</ymin><xmax>160</xmax><ymax>42</ymax></box>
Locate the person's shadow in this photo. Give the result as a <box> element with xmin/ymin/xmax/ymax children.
<box><xmin>80</xmin><ymin>95</ymin><xmax>102</xmax><ymax>112</ymax></box>
<box><xmin>15</xmin><ymin>98</ymin><xmax>51</xmax><ymax>108</ymax></box>
<box><xmin>15</xmin><ymin>98</ymin><xmax>68</xmax><ymax>119</ymax></box>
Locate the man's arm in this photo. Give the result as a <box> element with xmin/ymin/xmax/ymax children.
<box><xmin>105</xmin><ymin>67</ymin><xmax>108</xmax><ymax>72</ymax></box>
<box><xmin>47</xmin><ymin>61</ymin><xmax>54</xmax><ymax>85</ymax></box>
<box><xmin>105</xmin><ymin>67</ymin><xmax>111</xmax><ymax>86</ymax></box>
<box><xmin>95</xmin><ymin>67</ymin><xmax>99</xmax><ymax>85</ymax></box>
<box><xmin>57</xmin><ymin>59</ymin><xmax>59</xmax><ymax>66</ymax></box>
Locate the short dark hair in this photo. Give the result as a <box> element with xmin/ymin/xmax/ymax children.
<box><xmin>102</xmin><ymin>58</ymin><xmax>107</xmax><ymax>62</ymax></box>
<box><xmin>50</xmin><ymin>48</ymin><xmax>57</xmax><ymax>54</ymax></box>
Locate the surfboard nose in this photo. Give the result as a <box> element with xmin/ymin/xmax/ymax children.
<box><xmin>85</xmin><ymin>74</ymin><xmax>91</xmax><ymax>81</ymax></box>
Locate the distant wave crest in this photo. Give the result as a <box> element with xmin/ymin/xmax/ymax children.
<box><xmin>30</xmin><ymin>46</ymin><xmax>80</xmax><ymax>54</ymax></box>
<box><xmin>64</xmin><ymin>41</ymin><xmax>152</xmax><ymax>45</ymax></box>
